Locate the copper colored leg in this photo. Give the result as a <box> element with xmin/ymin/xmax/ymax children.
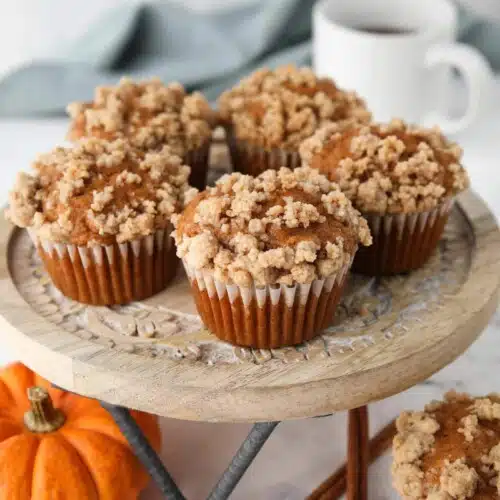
<box><xmin>347</xmin><ymin>406</ymin><xmax>370</xmax><ymax>500</ymax></box>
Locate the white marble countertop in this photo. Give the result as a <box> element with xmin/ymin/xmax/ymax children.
<box><xmin>0</xmin><ymin>103</ymin><xmax>499</xmax><ymax>499</ymax></box>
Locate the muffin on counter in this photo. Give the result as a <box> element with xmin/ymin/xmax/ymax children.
<box><xmin>218</xmin><ymin>64</ymin><xmax>371</xmax><ymax>176</ymax></box>
<box><xmin>67</xmin><ymin>77</ymin><xmax>216</xmax><ymax>190</ymax></box>
<box><xmin>300</xmin><ymin>119</ymin><xmax>469</xmax><ymax>275</ymax></box>
<box><xmin>392</xmin><ymin>391</ymin><xmax>500</xmax><ymax>500</ymax></box>
<box><xmin>173</xmin><ymin>166</ymin><xmax>371</xmax><ymax>349</ymax></box>
<box><xmin>6</xmin><ymin>138</ymin><xmax>197</xmax><ymax>305</ymax></box>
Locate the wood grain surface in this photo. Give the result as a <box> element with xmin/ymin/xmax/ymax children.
<box><xmin>0</xmin><ymin>143</ymin><xmax>498</xmax><ymax>422</ymax></box>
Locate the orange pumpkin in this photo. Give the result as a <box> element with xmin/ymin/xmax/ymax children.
<box><xmin>0</xmin><ymin>362</ymin><xmax>161</xmax><ymax>500</ymax></box>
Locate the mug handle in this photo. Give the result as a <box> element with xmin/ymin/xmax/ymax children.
<box><xmin>424</xmin><ymin>43</ymin><xmax>493</xmax><ymax>134</ymax></box>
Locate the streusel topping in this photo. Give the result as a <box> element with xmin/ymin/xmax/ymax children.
<box><xmin>300</xmin><ymin>119</ymin><xmax>469</xmax><ymax>214</ymax></box>
<box><xmin>392</xmin><ymin>391</ymin><xmax>500</xmax><ymax>499</ymax></box>
<box><xmin>6</xmin><ymin>138</ymin><xmax>197</xmax><ymax>245</ymax></box>
<box><xmin>67</xmin><ymin>77</ymin><xmax>216</xmax><ymax>156</ymax></box>
<box><xmin>173</xmin><ymin>166</ymin><xmax>371</xmax><ymax>287</ymax></box>
<box><xmin>218</xmin><ymin>65</ymin><xmax>371</xmax><ymax>150</ymax></box>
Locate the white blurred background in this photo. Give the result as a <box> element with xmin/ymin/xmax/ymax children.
<box><xmin>0</xmin><ymin>0</ymin><xmax>253</xmax><ymax>79</ymax></box>
<box><xmin>1</xmin><ymin>0</ymin><xmax>499</xmax><ymax>80</ymax></box>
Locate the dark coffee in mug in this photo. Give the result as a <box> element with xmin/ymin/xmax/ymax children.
<box><xmin>314</xmin><ymin>0</ymin><xmax>492</xmax><ymax>132</ymax></box>
<box><xmin>351</xmin><ymin>24</ymin><xmax>415</xmax><ymax>35</ymax></box>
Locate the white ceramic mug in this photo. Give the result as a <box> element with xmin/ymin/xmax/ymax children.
<box><xmin>313</xmin><ymin>0</ymin><xmax>494</xmax><ymax>133</ymax></box>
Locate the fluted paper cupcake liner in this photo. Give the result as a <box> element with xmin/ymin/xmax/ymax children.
<box><xmin>226</xmin><ymin>128</ymin><xmax>300</xmax><ymax>176</ymax></box>
<box><xmin>183</xmin><ymin>259</ymin><xmax>352</xmax><ymax>349</ymax></box>
<box><xmin>184</xmin><ymin>141</ymin><xmax>211</xmax><ymax>190</ymax></box>
<box><xmin>28</xmin><ymin>226</ymin><xmax>177</xmax><ymax>305</ymax></box>
<box><xmin>352</xmin><ymin>199</ymin><xmax>454</xmax><ymax>276</ymax></box>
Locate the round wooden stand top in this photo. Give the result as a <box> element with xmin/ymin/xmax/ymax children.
<box><xmin>0</xmin><ymin>148</ymin><xmax>499</xmax><ymax>422</ymax></box>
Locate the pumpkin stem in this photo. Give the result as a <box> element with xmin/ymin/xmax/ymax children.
<box><xmin>24</xmin><ymin>387</ymin><xmax>65</xmax><ymax>433</ymax></box>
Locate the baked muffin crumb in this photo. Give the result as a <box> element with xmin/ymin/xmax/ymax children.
<box><xmin>218</xmin><ymin>64</ymin><xmax>371</xmax><ymax>150</ymax></box>
<box><xmin>471</xmin><ymin>398</ymin><xmax>500</xmax><ymax>421</ymax></box>
<box><xmin>6</xmin><ymin>138</ymin><xmax>196</xmax><ymax>245</ymax></box>
<box><xmin>67</xmin><ymin>77</ymin><xmax>216</xmax><ymax>156</ymax></box>
<box><xmin>301</xmin><ymin>119</ymin><xmax>469</xmax><ymax>214</ymax></box>
<box><xmin>174</xmin><ymin>166</ymin><xmax>371</xmax><ymax>287</ymax></box>
<box><xmin>458</xmin><ymin>415</ymin><xmax>480</xmax><ymax>443</ymax></box>
<box><xmin>439</xmin><ymin>458</ymin><xmax>479</xmax><ymax>499</ymax></box>
<box><xmin>392</xmin><ymin>391</ymin><xmax>500</xmax><ymax>499</ymax></box>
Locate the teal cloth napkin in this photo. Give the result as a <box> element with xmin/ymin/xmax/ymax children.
<box><xmin>0</xmin><ymin>0</ymin><xmax>495</xmax><ymax>116</ymax></box>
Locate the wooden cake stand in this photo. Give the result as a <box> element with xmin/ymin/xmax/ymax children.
<box><xmin>0</xmin><ymin>143</ymin><xmax>499</xmax><ymax>500</ymax></box>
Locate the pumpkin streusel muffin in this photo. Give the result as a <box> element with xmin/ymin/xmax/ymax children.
<box><xmin>300</xmin><ymin>119</ymin><xmax>469</xmax><ymax>275</ymax></box>
<box><xmin>173</xmin><ymin>166</ymin><xmax>371</xmax><ymax>348</ymax></box>
<box><xmin>218</xmin><ymin>64</ymin><xmax>371</xmax><ymax>176</ymax></box>
<box><xmin>6</xmin><ymin>138</ymin><xmax>197</xmax><ymax>305</ymax></box>
<box><xmin>67</xmin><ymin>77</ymin><xmax>217</xmax><ymax>190</ymax></box>
<box><xmin>392</xmin><ymin>391</ymin><xmax>500</xmax><ymax>499</ymax></box>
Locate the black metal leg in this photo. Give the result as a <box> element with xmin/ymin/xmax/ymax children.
<box><xmin>99</xmin><ymin>398</ymin><xmax>278</xmax><ymax>500</ymax></box>
<box><xmin>207</xmin><ymin>422</ymin><xmax>279</xmax><ymax>500</ymax></box>
<box><xmin>101</xmin><ymin>402</ymin><xmax>186</xmax><ymax>500</ymax></box>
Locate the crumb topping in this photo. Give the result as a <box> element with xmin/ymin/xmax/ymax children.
<box><xmin>173</xmin><ymin>166</ymin><xmax>371</xmax><ymax>287</ymax></box>
<box><xmin>482</xmin><ymin>443</ymin><xmax>500</xmax><ymax>494</ymax></box>
<box><xmin>471</xmin><ymin>398</ymin><xmax>500</xmax><ymax>421</ymax></box>
<box><xmin>438</xmin><ymin>459</ymin><xmax>479</xmax><ymax>499</ymax></box>
<box><xmin>6</xmin><ymin>138</ymin><xmax>197</xmax><ymax>245</ymax></box>
<box><xmin>458</xmin><ymin>415</ymin><xmax>480</xmax><ymax>443</ymax></box>
<box><xmin>300</xmin><ymin>119</ymin><xmax>469</xmax><ymax>214</ymax></box>
<box><xmin>218</xmin><ymin>65</ymin><xmax>371</xmax><ymax>150</ymax></box>
<box><xmin>392</xmin><ymin>391</ymin><xmax>500</xmax><ymax>499</ymax></box>
<box><xmin>67</xmin><ymin>77</ymin><xmax>216</xmax><ymax>156</ymax></box>
<box><xmin>393</xmin><ymin>411</ymin><xmax>440</xmax><ymax>472</ymax></box>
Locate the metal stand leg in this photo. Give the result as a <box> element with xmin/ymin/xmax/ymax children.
<box><xmin>101</xmin><ymin>402</ymin><xmax>186</xmax><ymax>500</ymax></box>
<box><xmin>207</xmin><ymin>422</ymin><xmax>279</xmax><ymax>500</ymax></box>
<box><xmin>58</xmin><ymin>383</ymin><xmax>380</xmax><ymax>499</ymax></box>
<box><xmin>101</xmin><ymin>401</ymin><xmax>277</xmax><ymax>500</ymax></box>
<box><xmin>347</xmin><ymin>406</ymin><xmax>369</xmax><ymax>500</ymax></box>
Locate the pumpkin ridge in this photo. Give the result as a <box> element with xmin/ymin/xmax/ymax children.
<box><xmin>52</xmin><ymin>432</ymin><xmax>100</xmax><ymax>495</ymax></box>
<box><xmin>58</xmin><ymin>399</ymin><xmax>107</xmax><ymax>421</ymax></box>
<box><xmin>64</xmin><ymin>415</ymin><xmax>135</xmax><ymax>447</ymax></box>
<box><xmin>0</xmin><ymin>432</ymin><xmax>38</xmax><ymax>454</ymax></box>
<box><xmin>0</xmin><ymin>379</ymin><xmax>14</xmax><ymax>408</ymax></box>
<box><xmin>0</xmin><ymin>417</ymin><xmax>23</xmax><ymax>442</ymax></box>
<box><xmin>27</xmin><ymin>437</ymin><xmax>40</xmax><ymax>500</ymax></box>
<box><xmin>0</xmin><ymin>434</ymin><xmax>39</xmax><ymax>500</ymax></box>
<box><xmin>61</xmin><ymin>427</ymin><xmax>147</xmax><ymax>500</ymax></box>
<box><xmin>0</xmin><ymin>408</ymin><xmax>14</xmax><ymax>420</ymax></box>
<box><xmin>66</xmin><ymin>425</ymin><xmax>125</xmax><ymax>445</ymax></box>
<box><xmin>32</xmin><ymin>433</ymin><xmax>99</xmax><ymax>499</ymax></box>
<box><xmin>1</xmin><ymin>363</ymin><xmax>35</xmax><ymax>403</ymax></box>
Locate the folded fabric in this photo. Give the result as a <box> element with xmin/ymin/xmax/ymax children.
<box><xmin>0</xmin><ymin>0</ymin><xmax>313</xmax><ymax>116</ymax></box>
<box><xmin>0</xmin><ymin>0</ymin><xmax>497</xmax><ymax>117</ymax></box>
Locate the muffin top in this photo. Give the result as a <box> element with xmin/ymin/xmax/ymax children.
<box><xmin>6</xmin><ymin>138</ymin><xmax>197</xmax><ymax>246</ymax></box>
<box><xmin>173</xmin><ymin>166</ymin><xmax>371</xmax><ymax>287</ymax></box>
<box><xmin>392</xmin><ymin>391</ymin><xmax>500</xmax><ymax>500</ymax></box>
<box><xmin>67</xmin><ymin>77</ymin><xmax>216</xmax><ymax>156</ymax></box>
<box><xmin>218</xmin><ymin>65</ymin><xmax>371</xmax><ymax>151</ymax></box>
<box><xmin>300</xmin><ymin>119</ymin><xmax>469</xmax><ymax>214</ymax></box>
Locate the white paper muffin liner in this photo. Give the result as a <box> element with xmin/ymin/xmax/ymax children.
<box><xmin>182</xmin><ymin>258</ymin><xmax>352</xmax><ymax>348</ymax></box>
<box><xmin>27</xmin><ymin>225</ymin><xmax>176</xmax><ymax>305</ymax></box>
<box><xmin>226</xmin><ymin>128</ymin><xmax>300</xmax><ymax>176</ymax></box>
<box><xmin>353</xmin><ymin>199</ymin><xmax>454</xmax><ymax>275</ymax></box>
